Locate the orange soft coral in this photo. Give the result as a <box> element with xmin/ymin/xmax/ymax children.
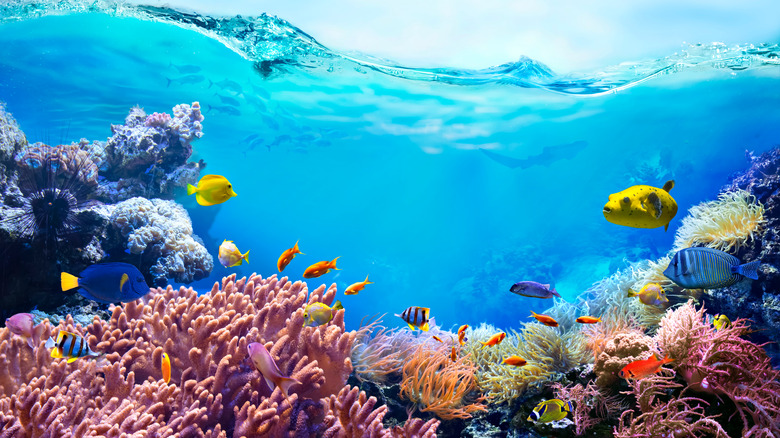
<box><xmin>400</xmin><ymin>345</ymin><xmax>486</xmax><ymax>420</ymax></box>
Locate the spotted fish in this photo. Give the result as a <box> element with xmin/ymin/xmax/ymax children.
<box><xmin>663</xmin><ymin>247</ymin><xmax>759</xmax><ymax>289</ymax></box>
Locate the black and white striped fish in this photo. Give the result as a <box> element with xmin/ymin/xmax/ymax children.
<box><xmin>395</xmin><ymin>306</ymin><xmax>430</xmax><ymax>331</ymax></box>
<box><xmin>663</xmin><ymin>247</ymin><xmax>759</xmax><ymax>289</ymax></box>
<box><xmin>44</xmin><ymin>330</ymin><xmax>103</xmax><ymax>363</ymax></box>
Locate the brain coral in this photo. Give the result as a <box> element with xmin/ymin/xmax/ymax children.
<box><xmin>110</xmin><ymin>197</ymin><xmax>213</xmax><ymax>285</ymax></box>
<box><xmin>672</xmin><ymin>189</ymin><xmax>765</xmax><ymax>252</ymax></box>
<box><xmin>593</xmin><ymin>329</ymin><xmax>657</xmax><ymax>387</ymax></box>
<box><xmin>15</xmin><ymin>143</ymin><xmax>99</xmax><ymax>189</ymax></box>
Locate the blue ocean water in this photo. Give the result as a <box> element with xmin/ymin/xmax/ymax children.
<box><xmin>1</xmin><ymin>6</ymin><xmax>779</xmax><ymax>332</ymax></box>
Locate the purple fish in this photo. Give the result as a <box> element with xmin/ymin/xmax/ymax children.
<box><xmin>247</xmin><ymin>342</ymin><xmax>301</xmax><ymax>398</ymax></box>
<box><xmin>509</xmin><ymin>281</ymin><xmax>561</xmax><ymax>299</ymax></box>
<box><xmin>5</xmin><ymin>313</ymin><xmax>42</xmax><ymax>348</ymax></box>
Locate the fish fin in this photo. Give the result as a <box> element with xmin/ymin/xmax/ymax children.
<box><xmin>565</xmin><ymin>401</ymin><xmax>574</xmax><ymax>413</ymax></box>
<box><xmin>626</xmin><ymin>288</ymin><xmax>638</xmax><ymax>297</ymax></box>
<box><xmin>186</xmin><ymin>183</ymin><xmax>197</xmax><ymax>196</ymax></box>
<box><xmin>67</xmin><ymin>356</ymin><xmax>79</xmax><ymax>363</ymax></box>
<box><xmin>665</xmin><ymin>222</ymin><xmax>670</xmax><ymax>232</ymax></box>
<box><xmin>277</xmin><ymin>377</ymin><xmax>301</xmax><ymax>398</ymax></box>
<box><xmin>264</xmin><ymin>376</ymin><xmax>276</xmax><ymax>393</ymax></box>
<box><xmin>25</xmin><ymin>337</ymin><xmax>34</xmax><ymax>348</ymax></box>
<box><xmin>195</xmin><ymin>193</ymin><xmax>217</xmax><ymax>206</ymax></box>
<box><xmin>551</xmin><ymin>288</ymin><xmax>561</xmax><ymax>298</ymax></box>
<box><xmin>242</xmin><ymin>250</ymin><xmax>250</xmax><ymax>263</ymax></box>
<box><xmin>407</xmin><ymin>323</ymin><xmax>416</xmax><ymax>331</ymax></box>
<box><xmin>330</xmin><ymin>257</ymin><xmax>340</xmax><ymax>270</ymax></box>
<box><xmin>542</xmin><ymin>284</ymin><xmax>550</xmax><ymax>289</ymax></box>
<box><xmin>737</xmin><ymin>260</ymin><xmax>760</xmax><ymax>280</ymax></box>
<box><xmin>420</xmin><ymin>322</ymin><xmax>430</xmax><ymax>332</ymax></box>
<box><xmin>50</xmin><ymin>347</ymin><xmax>63</xmax><ymax>359</ymax></box>
<box><xmin>662</xmin><ymin>180</ymin><xmax>675</xmax><ymax>192</ymax></box>
<box><xmin>364</xmin><ymin>275</ymin><xmax>373</xmax><ymax>284</ymax></box>
<box><xmin>333</xmin><ymin>300</ymin><xmax>344</xmax><ymax>311</ymax></box>
<box><xmin>61</xmin><ymin>272</ymin><xmax>79</xmax><ymax>291</ymax></box>
<box><xmin>646</xmin><ymin>192</ymin><xmax>662</xmax><ymax>219</ymax></box>
<box><xmin>45</xmin><ymin>337</ymin><xmax>55</xmax><ymax>349</ymax></box>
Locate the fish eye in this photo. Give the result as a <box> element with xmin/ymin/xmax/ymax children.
<box><xmin>227</xmin><ymin>184</ymin><xmax>232</xmax><ymax>188</ymax></box>
<box><xmin>622</xmin><ymin>197</ymin><xmax>630</xmax><ymax>204</ymax></box>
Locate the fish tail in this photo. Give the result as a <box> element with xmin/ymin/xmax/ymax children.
<box><xmin>551</xmin><ymin>288</ymin><xmax>561</xmax><ymax>298</ymax></box>
<box><xmin>186</xmin><ymin>184</ymin><xmax>197</xmax><ymax>196</ymax></box>
<box><xmin>364</xmin><ymin>275</ymin><xmax>373</xmax><ymax>284</ymax></box>
<box><xmin>61</xmin><ymin>272</ymin><xmax>79</xmax><ymax>291</ymax></box>
<box><xmin>737</xmin><ymin>260</ymin><xmax>760</xmax><ymax>280</ymax></box>
<box><xmin>166</xmin><ymin>77</ymin><xmax>171</xmax><ymax>87</ymax></box>
<box><xmin>626</xmin><ymin>288</ymin><xmax>638</xmax><ymax>297</ymax></box>
<box><xmin>565</xmin><ymin>401</ymin><xmax>574</xmax><ymax>413</ymax></box>
<box><xmin>333</xmin><ymin>300</ymin><xmax>344</xmax><ymax>311</ymax></box>
<box><xmin>277</xmin><ymin>377</ymin><xmax>301</xmax><ymax>399</ymax></box>
<box><xmin>242</xmin><ymin>250</ymin><xmax>250</xmax><ymax>264</ymax></box>
<box><xmin>294</xmin><ymin>240</ymin><xmax>304</xmax><ymax>254</ymax></box>
<box><xmin>330</xmin><ymin>257</ymin><xmax>340</xmax><ymax>270</ymax></box>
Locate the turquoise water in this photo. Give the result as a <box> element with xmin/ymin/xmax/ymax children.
<box><xmin>1</xmin><ymin>8</ymin><xmax>779</xmax><ymax>330</ymax></box>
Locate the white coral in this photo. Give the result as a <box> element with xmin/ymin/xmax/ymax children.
<box><xmin>171</xmin><ymin>102</ymin><xmax>204</xmax><ymax>144</ymax></box>
<box><xmin>111</xmin><ymin>197</ymin><xmax>213</xmax><ymax>284</ymax></box>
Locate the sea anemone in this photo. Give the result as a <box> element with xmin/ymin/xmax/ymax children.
<box><xmin>672</xmin><ymin>189</ymin><xmax>765</xmax><ymax>252</ymax></box>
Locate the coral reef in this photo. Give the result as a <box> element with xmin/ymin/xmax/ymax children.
<box><xmin>551</xmin><ymin>380</ymin><xmax>623</xmax><ymax>436</ymax></box>
<box><xmin>592</xmin><ymin>328</ymin><xmax>656</xmax><ymax>387</ymax></box>
<box><xmin>0</xmin><ymin>103</ymin><xmax>26</xmax><ymax>165</ymax></box>
<box><xmin>109</xmin><ymin>197</ymin><xmax>213</xmax><ymax>285</ymax></box>
<box><xmin>0</xmin><ymin>273</ymin><xmax>438</xmax><ymax>436</ymax></box>
<box><xmin>672</xmin><ymin>189</ymin><xmax>765</xmax><ymax>252</ymax></box>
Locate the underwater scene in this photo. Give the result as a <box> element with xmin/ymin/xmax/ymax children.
<box><xmin>1</xmin><ymin>1</ymin><xmax>780</xmax><ymax>436</ymax></box>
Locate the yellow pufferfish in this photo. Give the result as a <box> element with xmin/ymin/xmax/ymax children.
<box><xmin>603</xmin><ymin>180</ymin><xmax>677</xmax><ymax>231</ymax></box>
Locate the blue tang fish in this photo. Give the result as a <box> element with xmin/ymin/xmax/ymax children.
<box><xmin>663</xmin><ymin>247</ymin><xmax>759</xmax><ymax>289</ymax></box>
<box><xmin>61</xmin><ymin>262</ymin><xmax>150</xmax><ymax>303</ymax></box>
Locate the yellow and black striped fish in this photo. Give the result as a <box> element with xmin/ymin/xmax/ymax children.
<box><xmin>395</xmin><ymin>306</ymin><xmax>430</xmax><ymax>331</ymax></box>
<box><xmin>44</xmin><ymin>330</ymin><xmax>103</xmax><ymax>363</ymax></box>
<box><xmin>663</xmin><ymin>247</ymin><xmax>759</xmax><ymax>289</ymax></box>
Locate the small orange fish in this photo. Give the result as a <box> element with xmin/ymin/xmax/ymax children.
<box><xmin>480</xmin><ymin>332</ymin><xmax>506</xmax><ymax>348</ymax></box>
<box><xmin>432</xmin><ymin>335</ymin><xmax>444</xmax><ymax>343</ymax></box>
<box><xmin>451</xmin><ymin>346</ymin><xmax>457</xmax><ymax>362</ymax></box>
<box><xmin>457</xmin><ymin>324</ymin><xmax>469</xmax><ymax>346</ymax></box>
<box><xmin>161</xmin><ymin>352</ymin><xmax>171</xmax><ymax>384</ymax></box>
<box><xmin>303</xmin><ymin>257</ymin><xmax>340</xmax><ymax>278</ymax></box>
<box><xmin>530</xmin><ymin>311</ymin><xmax>559</xmax><ymax>327</ymax></box>
<box><xmin>344</xmin><ymin>275</ymin><xmax>373</xmax><ymax>295</ymax></box>
<box><xmin>618</xmin><ymin>353</ymin><xmax>674</xmax><ymax>380</ymax></box>
<box><xmin>277</xmin><ymin>241</ymin><xmax>304</xmax><ymax>272</ymax></box>
<box><xmin>502</xmin><ymin>355</ymin><xmax>527</xmax><ymax>366</ymax></box>
<box><xmin>576</xmin><ymin>316</ymin><xmax>601</xmax><ymax>324</ymax></box>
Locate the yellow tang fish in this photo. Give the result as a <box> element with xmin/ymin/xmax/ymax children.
<box><xmin>627</xmin><ymin>283</ymin><xmax>669</xmax><ymax>306</ymax></box>
<box><xmin>603</xmin><ymin>180</ymin><xmax>677</xmax><ymax>231</ymax></box>
<box><xmin>303</xmin><ymin>301</ymin><xmax>344</xmax><ymax>327</ymax></box>
<box><xmin>45</xmin><ymin>330</ymin><xmax>103</xmax><ymax>363</ymax></box>
<box><xmin>712</xmin><ymin>314</ymin><xmax>731</xmax><ymax>331</ymax></box>
<box><xmin>527</xmin><ymin>399</ymin><xmax>573</xmax><ymax>423</ymax></box>
<box><xmin>187</xmin><ymin>174</ymin><xmax>237</xmax><ymax>206</ymax></box>
<box><xmin>218</xmin><ymin>240</ymin><xmax>250</xmax><ymax>267</ymax></box>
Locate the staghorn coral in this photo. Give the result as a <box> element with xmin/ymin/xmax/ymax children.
<box><xmin>399</xmin><ymin>344</ymin><xmax>486</xmax><ymax>420</ymax></box>
<box><xmin>672</xmin><ymin>189</ymin><xmax>765</xmax><ymax>253</ymax></box>
<box><xmin>655</xmin><ymin>302</ymin><xmax>780</xmax><ymax>436</ymax></box>
<box><xmin>110</xmin><ymin>197</ymin><xmax>213</xmax><ymax>285</ymax></box>
<box><xmin>0</xmin><ymin>273</ymin><xmax>437</xmax><ymax>436</ymax></box>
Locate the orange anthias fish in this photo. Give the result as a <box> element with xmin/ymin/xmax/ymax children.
<box><xmin>575</xmin><ymin>316</ymin><xmax>601</xmax><ymax>324</ymax></box>
<box><xmin>161</xmin><ymin>352</ymin><xmax>171</xmax><ymax>384</ymax></box>
<box><xmin>344</xmin><ymin>275</ymin><xmax>373</xmax><ymax>295</ymax></box>
<box><xmin>303</xmin><ymin>257</ymin><xmax>340</xmax><ymax>278</ymax></box>
<box><xmin>277</xmin><ymin>241</ymin><xmax>304</xmax><ymax>272</ymax></box>
<box><xmin>530</xmin><ymin>311</ymin><xmax>559</xmax><ymax>327</ymax></box>
<box><xmin>480</xmin><ymin>332</ymin><xmax>506</xmax><ymax>348</ymax></box>
<box><xmin>502</xmin><ymin>355</ymin><xmax>527</xmax><ymax>366</ymax></box>
<box><xmin>451</xmin><ymin>346</ymin><xmax>457</xmax><ymax>362</ymax></box>
<box><xmin>432</xmin><ymin>335</ymin><xmax>444</xmax><ymax>343</ymax></box>
<box><xmin>457</xmin><ymin>324</ymin><xmax>469</xmax><ymax>346</ymax></box>
<box><xmin>618</xmin><ymin>353</ymin><xmax>674</xmax><ymax>380</ymax></box>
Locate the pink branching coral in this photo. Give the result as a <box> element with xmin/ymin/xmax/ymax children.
<box><xmin>656</xmin><ymin>302</ymin><xmax>780</xmax><ymax>436</ymax></box>
<box><xmin>614</xmin><ymin>372</ymin><xmax>728</xmax><ymax>437</ymax></box>
<box><xmin>145</xmin><ymin>111</ymin><xmax>172</xmax><ymax>128</ymax></box>
<box><xmin>0</xmin><ymin>273</ymin><xmax>438</xmax><ymax>437</ymax></box>
<box><xmin>552</xmin><ymin>380</ymin><xmax>623</xmax><ymax>436</ymax></box>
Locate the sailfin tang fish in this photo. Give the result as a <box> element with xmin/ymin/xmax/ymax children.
<box><xmin>663</xmin><ymin>247</ymin><xmax>759</xmax><ymax>289</ymax></box>
<box><xmin>396</xmin><ymin>306</ymin><xmax>430</xmax><ymax>331</ymax></box>
<box><xmin>45</xmin><ymin>330</ymin><xmax>102</xmax><ymax>363</ymax></box>
<box><xmin>61</xmin><ymin>262</ymin><xmax>150</xmax><ymax>304</ymax></box>
<box><xmin>603</xmin><ymin>180</ymin><xmax>677</xmax><ymax>231</ymax></box>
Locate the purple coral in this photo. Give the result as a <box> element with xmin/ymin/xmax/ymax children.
<box><xmin>144</xmin><ymin>111</ymin><xmax>172</xmax><ymax>128</ymax></box>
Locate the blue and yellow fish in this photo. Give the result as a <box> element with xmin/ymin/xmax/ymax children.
<box><xmin>45</xmin><ymin>330</ymin><xmax>103</xmax><ymax>363</ymax></box>
<box><xmin>527</xmin><ymin>399</ymin><xmax>573</xmax><ymax>423</ymax></box>
<box><xmin>663</xmin><ymin>247</ymin><xmax>759</xmax><ymax>289</ymax></box>
<box><xmin>61</xmin><ymin>262</ymin><xmax>150</xmax><ymax>304</ymax></box>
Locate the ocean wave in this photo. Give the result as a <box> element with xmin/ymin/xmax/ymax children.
<box><xmin>2</xmin><ymin>0</ymin><xmax>779</xmax><ymax>95</ymax></box>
